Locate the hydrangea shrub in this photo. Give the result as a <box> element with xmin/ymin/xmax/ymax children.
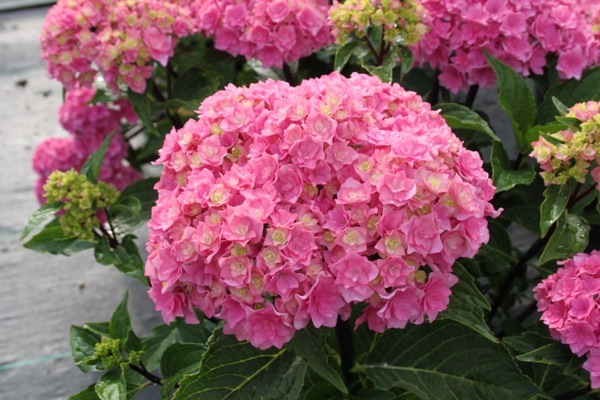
<box><xmin>22</xmin><ymin>0</ymin><xmax>600</xmax><ymax>398</ymax></box>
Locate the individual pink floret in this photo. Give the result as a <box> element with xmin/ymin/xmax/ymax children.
<box><xmin>534</xmin><ymin>250</ymin><xmax>600</xmax><ymax>388</ymax></box>
<box><xmin>146</xmin><ymin>72</ymin><xmax>499</xmax><ymax>348</ymax></box>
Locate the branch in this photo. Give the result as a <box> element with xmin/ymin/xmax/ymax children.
<box><xmin>130</xmin><ymin>363</ymin><xmax>163</xmax><ymax>386</ymax></box>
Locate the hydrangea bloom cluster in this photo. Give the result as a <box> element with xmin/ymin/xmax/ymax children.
<box><xmin>530</xmin><ymin>101</ymin><xmax>600</xmax><ymax>186</ymax></box>
<box><xmin>145</xmin><ymin>72</ymin><xmax>499</xmax><ymax>349</ymax></box>
<box><xmin>533</xmin><ymin>251</ymin><xmax>600</xmax><ymax>388</ymax></box>
<box><xmin>32</xmin><ymin>86</ymin><xmax>141</xmax><ymax>203</ymax></box>
<box><xmin>194</xmin><ymin>0</ymin><xmax>332</xmax><ymax>68</ymax></box>
<box><xmin>329</xmin><ymin>0</ymin><xmax>427</xmax><ymax>46</ymax></box>
<box><xmin>44</xmin><ymin>169</ymin><xmax>119</xmax><ymax>240</ymax></box>
<box><xmin>412</xmin><ymin>0</ymin><xmax>600</xmax><ymax>93</ymax></box>
<box><xmin>40</xmin><ymin>0</ymin><xmax>197</xmax><ymax>93</ymax></box>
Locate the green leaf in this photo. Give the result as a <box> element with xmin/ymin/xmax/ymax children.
<box><xmin>438</xmin><ymin>263</ymin><xmax>497</xmax><ymax>343</ymax></box>
<box><xmin>552</xmin><ymin>97</ymin><xmax>570</xmax><ymax>116</ymax></box>
<box><xmin>172</xmin><ymin>67</ymin><xmax>221</xmax><ymax>104</ymax></box>
<box><xmin>113</xmin><ymin>236</ymin><xmax>146</xmax><ymax>284</ymax></box>
<box><xmin>554</xmin><ymin>116</ymin><xmax>581</xmax><ymax>130</ymax></box>
<box><xmin>21</xmin><ymin>202</ymin><xmax>61</xmax><ymax>240</ymax></box>
<box><xmin>127</xmin><ymin>88</ymin><xmax>159</xmax><ymax>136</ymax></box>
<box><xmin>95</xmin><ymin>367</ymin><xmax>126</xmax><ymax>400</ymax></box>
<box><xmin>84</xmin><ymin>322</ymin><xmax>110</xmax><ymax>337</ymax></box>
<box><xmin>571</xmin><ymin>189</ymin><xmax>597</xmax><ymax>214</ymax></box>
<box><xmin>23</xmin><ymin>219</ymin><xmax>96</xmax><ymax>255</ymax></box>
<box><xmin>81</xmin><ymin>131</ymin><xmax>116</xmax><ymax>184</ymax></box>
<box><xmin>362</xmin><ymin>53</ymin><xmax>397</xmax><ymax>83</ymax></box>
<box><xmin>142</xmin><ymin>324</ymin><xmax>181</xmax><ymax>372</ymax></box>
<box><xmin>501</xmin><ymin>205</ymin><xmax>541</xmax><ymax>234</ymax></box>
<box><xmin>161</xmin><ymin>343</ymin><xmax>206</xmax><ymax>379</ymax></box>
<box><xmin>69</xmin><ymin>384</ymin><xmax>101</xmax><ymax>400</ymax></box>
<box><xmin>334</xmin><ymin>40</ymin><xmax>362</xmax><ymax>72</ymax></box>
<box><xmin>89</xmin><ymin>88</ymin><xmax>118</xmax><ymax>104</ymax></box>
<box><xmin>287</xmin><ymin>327</ymin><xmax>347</xmax><ymax>393</ymax></box>
<box><xmin>516</xmin><ymin>344</ymin><xmax>575</xmax><ymax>365</ymax></box>
<box><xmin>304</xmin><ymin>383</ymin><xmax>343</xmax><ymax>400</ymax></box>
<box><xmin>173</xmin><ymin>328</ymin><xmax>307</xmax><ymax>400</ymax></box>
<box><xmin>70</xmin><ymin>325</ymin><xmax>101</xmax><ymax>373</ymax></box>
<box><xmin>486</xmin><ymin>53</ymin><xmax>537</xmax><ymax>152</ymax></box>
<box><xmin>433</xmin><ymin>103</ymin><xmax>500</xmax><ymax>141</ymax></box>
<box><xmin>109</xmin><ymin>292</ymin><xmax>131</xmax><ymax>341</ymax></box>
<box><xmin>397</xmin><ymin>45</ymin><xmax>414</xmax><ymax>81</ymax></box>
<box><xmin>539</xmin><ymin>214</ymin><xmax>590</xmax><ymax>264</ymax></box>
<box><xmin>111</xmin><ymin>178</ymin><xmax>158</xmax><ymax>235</ymax></box>
<box><xmin>540</xmin><ymin>133</ymin><xmax>565</xmax><ymax>146</ymax></box>
<box><xmin>360</xmin><ymin>320</ymin><xmax>542</xmax><ymax>399</ymax></box>
<box><xmin>354</xmin><ymin>388</ymin><xmax>397</xmax><ymax>400</ymax></box>
<box><xmin>539</xmin><ymin>185</ymin><xmax>570</xmax><ymax>238</ymax></box>
<box><xmin>160</xmin><ymin>343</ymin><xmax>206</xmax><ymax>398</ymax></box>
<box><xmin>524</xmin><ymin>122</ymin><xmax>567</xmax><ymax>151</ymax></box>
<box><xmin>537</xmin><ymin>67</ymin><xmax>600</xmax><ymax>124</ymax></box>
<box><xmin>491</xmin><ymin>141</ymin><xmax>536</xmax><ymax>192</ymax></box>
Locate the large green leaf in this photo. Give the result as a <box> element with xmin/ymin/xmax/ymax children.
<box><xmin>127</xmin><ymin>88</ymin><xmax>159</xmax><ymax>136</ymax></box>
<box><xmin>360</xmin><ymin>320</ymin><xmax>542</xmax><ymax>399</ymax></box>
<box><xmin>433</xmin><ymin>103</ymin><xmax>500</xmax><ymax>141</ymax></box>
<box><xmin>70</xmin><ymin>325</ymin><xmax>101</xmax><ymax>373</ymax></box>
<box><xmin>539</xmin><ymin>185</ymin><xmax>570</xmax><ymax>238</ymax></box>
<box><xmin>161</xmin><ymin>343</ymin><xmax>206</xmax><ymax>379</ymax></box>
<box><xmin>536</xmin><ymin>67</ymin><xmax>600</xmax><ymax>124</ymax></box>
<box><xmin>491</xmin><ymin>141</ymin><xmax>536</xmax><ymax>192</ymax></box>
<box><xmin>516</xmin><ymin>344</ymin><xmax>575</xmax><ymax>365</ymax></box>
<box><xmin>23</xmin><ymin>219</ymin><xmax>96</xmax><ymax>255</ymax></box>
<box><xmin>486</xmin><ymin>54</ymin><xmax>537</xmax><ymax>152</ymax></box>
<box><xmin>21</xmin><ymin>202</ymin><xmax>61</xmax><ymax>240</ymax></box>
<box><xmin>69</xmin><ymin>384</ymin><xmax>100</xmax><ymax>400</ymax></box>
<box><xmin>109</xmin><ymin>292</ymin><xmax>132</xmax><ymax>341</ymax></box>
<box><xmin>95</xmin><ymin>367</ymin><xmax>126</xmax><ymax>400</ymax></box>
<box><xmin>95</xmin><ymin>236</ymin><xmax>146</xmax><ymax>284</ymax></box>
<box><xmin>539</xmin><ymin>214</ymin><xmax>589</xmax><ymax>264</ymax></box>
<box><xmin>160</xmin><ymin>343</ymin><xmax>206</xmax><ymax>398</ymax></box>
<box><xmin>80</xmin><ymin>131</ymin><xmax>116</xmax><ymax>184</ymax></box>
<box><xmin>287</xmin><ymin>327</ymin><xmax>347</xmax><ymax>393</ymax></box>
<box><xmin>110</xmin><ymin>177</ymin><xmax>158</xmax><ymax>236</ymax></box>
<box><xmin>334</xmin><ymin>40</ymin><xmax>361</xmax><ymax>72</ymax></box>
<box><xmin>438</xmin><ymin>263</ymin><xmax>497</xmax><ymax>343</ymax></box>
<box><xmin>173</xmin><ymin>328</ymin><xmax>307</xmax><ymax>400</ymax></box>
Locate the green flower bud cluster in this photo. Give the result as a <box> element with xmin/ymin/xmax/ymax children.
<box><xmin>530</xmin><ymin>101</ymin><xmax>600</xmax><ymax>187</ymax></box>
<box><xmin>43</xmin><ymin>169</ymin><xmax>119</xmax><ymax>240</ymax></box>
<box><xmin>93</xmin><ymin>337</ymin><xmax>143</xmax><ymax>370</ymax></box>
<box><xmin>329</xmin><ymin>0</ymin><xmax>427</xmax><ymax>45</ymax></box>
<box><xmin>94</xmin><ymin>337</ymin><xmax>123</xmax><ymax>369</ymax></box>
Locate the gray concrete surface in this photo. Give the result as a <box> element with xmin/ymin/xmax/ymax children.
<box><xmin>0</xmin><ymin>8</ymin><xmax>161</xmax><ymax>400</ymax></box>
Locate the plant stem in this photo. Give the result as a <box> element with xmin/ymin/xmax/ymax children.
<box><xmin>282</xmin><ymin>63</ymin><xmax>296</xmax><ymax>86</ymax></box>
<box><xmin>104</xmin><ymin>208</ymin><xmax>117</xmax><ymax>242</ymax></box>
<box><xmin>130</xmin><ymin>363</ymin><xmax>163</xmax><ymax>386</ymax></box>
<box><xmin>98</xmin><ymin>223</ymin><xmax>119</xmax><ymax>249</ymax></box>
<box><xmin>487</xmin><ymin>236</ymin><xmax>550</xmax><ymax>323</ymax></box>
<box><xmin>464</xmin><ymin>85</ymin><xmax>479</xmax><ymax>109</ymax></box>
<box><xmin>335</xmin><ymin>317</ymin><xmax>357</xmax><ymax>393</ymax></box>
<box><xmin>427</xmin><ymin>72</ymin><xmax>440</xmax><ymax>106</ymax></box>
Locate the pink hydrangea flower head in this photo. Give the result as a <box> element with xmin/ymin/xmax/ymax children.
<box><xmin>32</xmin><ymin>86</ymin><xmax>141</xmax><ymax>202</ymax></box>
<box><xmin>40</xmin><ymin>0</ymin><xmax>199</xmax><ymax>92</ymax></box>
<box><xmin>329</xmin><ymin>0</ymin><xmax>427</xmax><ymax>45</ymax></box>
<box><xmin>413</xmin><ymin>0</ymin><xmax>600</xmax><ymax>93</ymax></box>
<box><xmin>192</xmin><ymin>0</ymin><xmax>333</xmax><ymax>68</ymax></box>
<box><xmin>146</xmin><ymin>72</ymin><xmax>499</xmax><ymax>348</ymax></box>
<box><xmin>534</xmin><ymin>250</ymin><xmax>600</xmax><ymax>388</ymax></box>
